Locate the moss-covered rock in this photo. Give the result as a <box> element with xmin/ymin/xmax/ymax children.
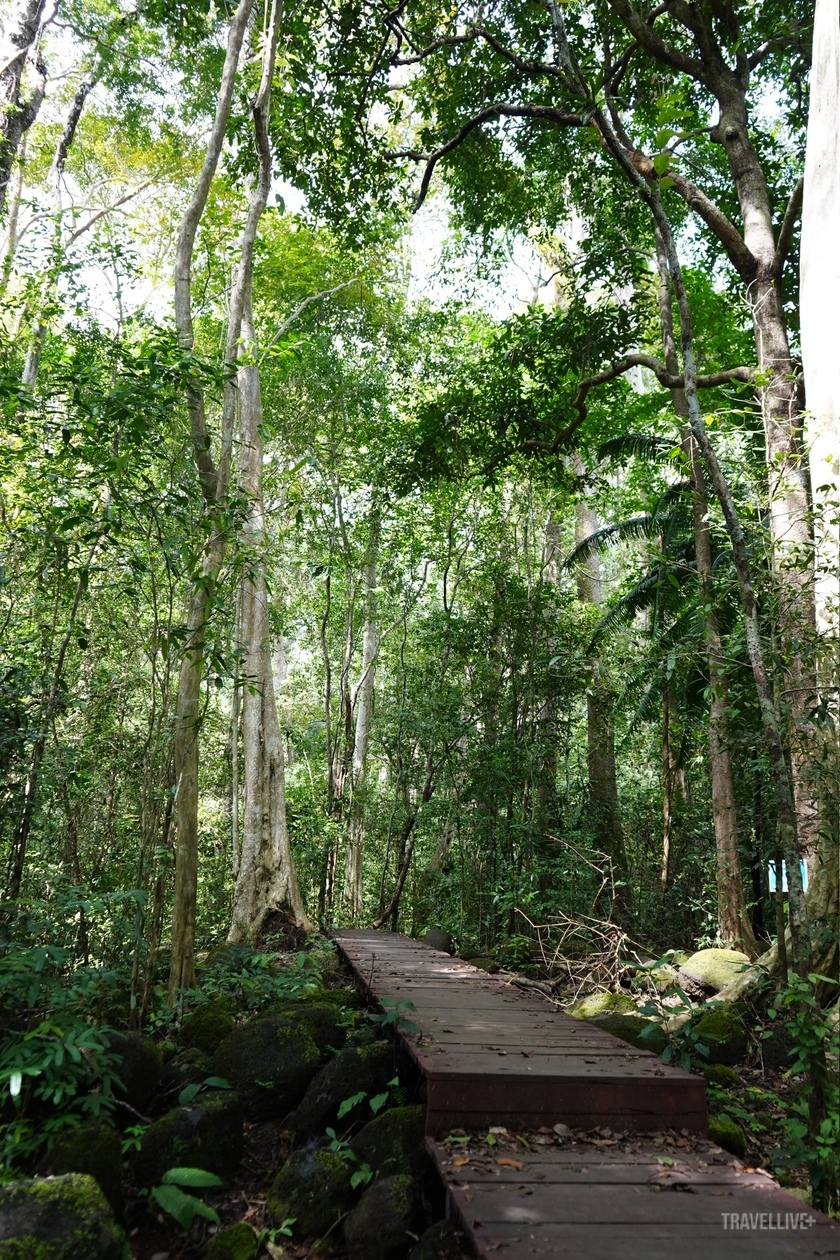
<box><xmin>35</xmin><ymin>1122</ymin><xmax>122</xmax><ymax>1216</ymax></box>
<box><xmin>692</xmin><ymin>1005</ymin><xmax>749</xmax><ymax>1065</ymax></box>
<box><xmin>708</xmin><ymin>1114</ymin><xmax>747</xmax><ymax>1157</ymax></box>
<box><xmin>213</xmin><ymin>1014</ymin><xmax>320</xmax><ymax>1120</ymax></box>
<box><xmin>0</xmin><ymin>1174</ymin><xmax>120</xmax><ymax>1259</ymax></box>
<box><xmin>204</xmin><ymin>1222</ymin><xmax>258</xmax><ymax>1260</ymax></box>
<box><xmin>704</xmin><ymin>1063</ymin><xmax>741</xmax><ymax>1089</ymax></box>
<box><xmin>422</xmin><ymin>929</ymin><xmax>453</xmax><ymax>954</ymax></box>
<box><xmin>134</xmin><ymin>1091</ymin><xmax>244</xmax><ymax>1186</ymax></box>
<box><xmin>465</xmin><ymin>956</ymin><xmax>498</xmax><ymax>973</ymax></box>
<box><xmin>680</xmin><ymin>949</ymin><xmax>750</xmax><ymax>994</ymax></box>
<box><xmin>181</xmin><ymin>1004</ymin><xmax>235</xmax><ymax>1056</ymax></box>
<box><xmin>350</xmin><ymin>1106</ymin><xmax>440</xmax><ymax>1210</ymax></box>
<box><xmin>287</xmin><ymin>1041</ymin><xmax>394</xmax><ymax>1140</ymax></box>
<box><xmin>408</xmin><ymin>1220</ymin><xmax>472</xmax><ymax>1260</ymax></box>
<box><xmin>570</xmin><ymin>991</ymin><xmax>637</xmax><ymax>1019</ymax></box>
<box><xmin>162</xmin><ymin>1047</ymin><xmax>213</xmax><ymax>1095</ymax></box>
<box><xmin>266</xmin><ymin>1150</ymin><xmax>353</xmax><ymax>1239</ymax></box>
<box><xmin>345</xmin><ymin>1174</ymin><xmax>425</xmax><ymax>1260</ymax></box>
<box><xmin>587</xmin><ymin>1014</ymin><xmax>669</xmax><ymax>1055</ymax></box>
<box><xmin>105</xmin><ymin>1032</ymin><xmax>162</xmax><ymax>1114</ymax></box>
<box><xmin>269</xmin><ymin>1001</ymin><xmax>345</xmax><ymax>1057</ymax></box>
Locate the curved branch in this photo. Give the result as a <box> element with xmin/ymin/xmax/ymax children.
<box><xmin>412</xmin><ymin>102</ymin><xmax>586</xmax><ymax>210</ymax></box>
<box><xmin>606</xmin><ymin>0</ymin><xmax>708</xmax><ymax>83</ymax></box>
<box><xmin>772</xmin><ymin>177</ymin><xmax>804</xmax><ymax>278</ymax></box>
<box><xmin>515</xmin><ymin>355</ymin><xmax>755</xmax><ymax>457</ymax></box>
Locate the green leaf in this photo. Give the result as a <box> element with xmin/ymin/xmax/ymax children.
<box><xmin>151</xmin><ymin>1184</ymin><xmax>199</xmax><ymax>1230</ymax></box>
<box><xmin>369</xmin><ymin>1092</ymin><xmax>389</xmax><ymax>1115</ymax></box>
<box><xmin>178</xmin><ymin>1083</ymin><xmax>202</xmax><ymax>1105</ymax></box>
<box><xmin>203</xmin><ymin>1076</ymin><xmax>232</xmax><ymax>1090</ymax></box>
<box><xmin>162</xmin><ymin>1167</ymin><xmax>224</xmax><ymax>1188</ymax></box>
<box><xmin>338</xmin><ymin>1091</ymin><xmax>367</xmax><ymax>1118</ymax></box>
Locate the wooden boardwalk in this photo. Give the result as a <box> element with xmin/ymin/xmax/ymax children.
<box><xmin>334</xmin><ymin>929</ymin><xmax>706</xmax><ymax>1135</ymax></box>
<box><xmin>334</xmin><ymin>929</ymin><xmax>840</xmax><ymax>1259</ymax></box>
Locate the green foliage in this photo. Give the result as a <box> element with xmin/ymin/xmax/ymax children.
<box><xmin>148</xmin><ymin>1167</ymin><xmax>223</xmax><ymax>1231</ymax></box>
<box><xmin>768</xmin><ymin>976</ymin><xmax>840</xmax><ymax>1208</ymax></box>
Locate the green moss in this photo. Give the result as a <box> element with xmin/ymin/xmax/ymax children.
<box><xmin>36</xmin><ymin>1121</ymin><xmax>122</xmax><ymax>1214</ymax></box>
<box><xmin>681</xmin><ymin>949</ymin><xmax>750</xmax><ymax>993</ymax></box>
<box><xmin>213</xmin><ymin>1015</ymin><xmax>320</xmax><ymax>1119</ymax></box>
<box><xmin>267</xmin><ymin>1150</ymin><xmax>353</xmax><ymax>1238</ymax></box>
<box><xmin>704</xmin><ymin>1063</ymin><xmax>741</xmax><ymax>1089</ymax></box>
<box><xmin>587</xmin><ymin>1013</ymin><xmax>669</xmax><ymax>1055</ymax></box>
<box><xmin>467</xmin><ymin>956</ymin><xmax>498</xmax><ymax>972</ymax></box>
<box><xmin>570</xmin><ymin>991</ymin><xmax>636</xmax><ymax>1019</ymax></box>
<box><xmin>351</xmin><ymin>1106</ymin><xmax>426</xmax><ymax>1179</ymax></box>
<box><xmin>204</xmin><ymin>1222</ymin><xmax>258</xmax><ymax>1260</ymax></box>
<box><xmin>181</xmin><ymin>1003</ymin><xmax>235</xmax><ymax>1055</ymax></box>
<box><xmin>135</xmin><ymin>1094</ymin><xmax>244</xmax><ymax>1186</ymax></box>
<box><xmin>0</xmin><ymin>1174</ymin><xmax>119</xmax><ymax>1260</ymax></box>
<box><xmin>709</xmin><ymin>1114</ymin><xmax>747</xmax><ymax>1157</ymax></box>
<box><xmin>693</xmin><ymin>1005</ymin><xmax>748</xmax><ymax>1065</ymax></box>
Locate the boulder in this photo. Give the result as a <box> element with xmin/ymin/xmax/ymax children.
<box><xmin>134</xmin><ymin>1091</ymin><xmax>244</xmax><ymax>1186</ymax></box>
<box><xmin>570</xmin><ymin>991</ymin><xmax>636</xmax><ymax>1019</ymax></box>
<box><xmin>270</xmin><ymin>1000</ymin><xmax>346</xmax><ymax>1056</ymax></box>
<box><xmin>287</xmin><ymin>1041</ymin><xmax>394</xmax><ymax>1140</ymax></box>
<box><xmin>465</xmin><ymin>956</ymin><xmax>498</xmax><ymax>973</ymax></box>
<box><xmin>709</xmin><ymin>1113</ymin><xmax>747</xmax><ymax>1158</ymax></box>
<box><xmin>759</xmin><ymin>1022</ymin><xmax>796</xmax><ymax>1072</ymax></box>
<box><xmin>266</xmin><ymin>1150</ymin><xmax>353</xmax><ymax>1240</ymax></box>
<box><xmin>680</xmin><ymin>949</ymin><xmax>750</xmax><ymax>995</ymax></box>
<box><xmin>0</xmin><ymin>1174</ymin><xmax>120</xmax><ymax>1259</ymax></box>
<box><xmin>692</xmin><ymin>1006</ymin><xmax>749</xmax><ymax>1065</ymax></box>
<box><xmin>35</xmin><ymin>1122</ymin><xmax>122</xmax><ymax>1216</ymax></box>
<box><xmin>587</xmin><ymin>1014</ymin><xmax>669</xmax><ymax>1055</ymax></box>
<box><xmin>345</xmin><ymin>1174</ymin><xmax>425</xmax><ymax>1260</ymax></box>
<box><xmin>422</xmin><ymin>930</ymin><xmax>453</xmax><ymax>954</ymax></box>
<box><xmin>181</xmin><ymin>1004</ymin><xmax>235</xmax><ymax>1056</ymax></box>
<box><xmin>213</xmin><ymin>1014</ymin><xmax>320</xmax><ymax>1119</ymax></box>
<box><xmin>409</xmin><ymin>1220</ymin><xmax>472</xmax><ymax>1260</ymax></box>
<box><xmin>351</xmin><ymin>1106</ymin><xmax>440</xmax><ymax>1210</ymax></box>
<box><xmin>106</xmin><ymin>1032</ymin><xmax>162</xmax><ymax>1114</ymax></box>
<box><xmin>704</xmin><ymin>1063</ymin><xmax>741</xmax><ymax>1089</ymax></box>
<box><xmin>205</xmin><ymin>1222</ymin><xmax>258</xmax><ymax>1259</ymax></box>
<box><xmin>162</xmin><ymin>1047</ymin><xmax>213</xmax><ymax>1095</ymax></box>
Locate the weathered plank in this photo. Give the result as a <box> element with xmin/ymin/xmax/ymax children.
<box><xmin>334</xmin><ymin>929</ymin><xmax>706</xmax><ymax>1135</ymax></box>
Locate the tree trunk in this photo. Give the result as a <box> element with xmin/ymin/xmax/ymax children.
<box><xmin>228</xmin><ymin>294</ymin><xmax>311</xmax><ymax>941</ymax></box>
<box><xmin>0</xmin><ymin>0</ymin><xmax>47</xmax><ymax>218</ymax></box>
<box><xmin>635</xmin><ymin>177</ymin><xmax>809</xmax><ymax>974</ymax></box>
<box><xmin>573</xmin><ymin>458</ymin><xmax>631</xmax><ymax>917</ymax></box>
<box><xmin>653</xmin><ymin>223</ymin><xmax>759</xmax><ymax>957</ymax></box>
<box><xmin>344</xmin><ymin>505</ymin><xmax>380</xmax><ymax>919</ymax></box>
<box><xmin>167</xmin><ymin>0</ymin><xmax>260</xmax><ymax>999</ymax></box>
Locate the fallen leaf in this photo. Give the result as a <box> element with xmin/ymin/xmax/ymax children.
<box><xmin>453</xmin><ymin>1157</ymin><xmax>470</xmax><ymax>1167</ymax></box>
<box><xmin>497</xmin><ymin>1157</ymin><xmax>525</xmax><ymax>1170</ymax></box>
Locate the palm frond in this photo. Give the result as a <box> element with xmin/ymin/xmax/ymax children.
<box><xmin>598</xmin><ymin>433</ymin><xmax>678</xmax><ymax>465</ymax></box>
<box><xmin>564</xmin><ymin>515</ymin><xmax>658</xmax><ymax>569</ymax></box>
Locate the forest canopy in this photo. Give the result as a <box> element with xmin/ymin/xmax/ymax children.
<box><xmin>0</xmin><ymin>0</ymin><xmax>838</xmax><ymax>1236</ymax></box>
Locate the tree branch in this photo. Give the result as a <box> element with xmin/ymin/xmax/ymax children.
<box><xmin>410</xmin><ymin>102</ymin><xmax>586</xmax><ymax>210</ymax></box>
<box><xmin>772</xmin><ymin>177</ymin><xmax>803</xmax><ymax>278</ymax></box>
<box><xmin>606</xmin><ymin>0</ymin><xmax>708</xmax><ymax>82</ymax></box>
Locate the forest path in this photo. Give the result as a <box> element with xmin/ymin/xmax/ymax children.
<box><xmin>334</xmin><ymin>928</ymin><xmax>840</xmax><ymax>1258</ymax></box>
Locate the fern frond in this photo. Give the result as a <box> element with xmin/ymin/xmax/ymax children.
<box><xmin>598</xmin><ymin>433</ymin><xmax>678</xmax><ymax>465</ymax></box>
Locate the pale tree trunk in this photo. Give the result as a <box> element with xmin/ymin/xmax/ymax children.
<box><xmin>228</xmin><ymin>294</ymin><xmax>311</xmax><ymax>941</ymax></box>
<box><xmin>660</xmin><ymin>681</ymin><xmax>687</xmax><ymax>893</ymax></box>
<box><xmin>572</xmin><ymin>458</ymin><xmax>631</xmax><ymax>918</ymax></box>
<box><xmin>799</xmin><ymin>0</ymin><xmax>840</xmax><ymax>982</ymax></box>
<box><xmin>0</xmin><ymin>0</ymin><xmax>47</xmax><ymax>218</ymax></box>
<box><xmin>637</xmin><ymin>180</ymin><xmax>809</xmax><ymax>973</ymax></box>
<box><xmin>653</xmin><ymin>225</ymin><xmax>759</xmax><ymax>957</ymax></box>
<box><xmin>167</xmin><ymin>0</ymin><xmax>259</xmax><ymax>999</ymax></box>
<box><xmin>344</xmin><ymin>505</ymin><xmax>380</xmax><ymax>919</ymax></box>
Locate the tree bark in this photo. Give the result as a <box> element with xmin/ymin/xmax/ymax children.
<box><xmin>228</xmin><ymin>292</ymin><xmax>311</xmax><ymax>941</ymax></box>
<box><xmin>0</xmin><ymin>0</ymin><xmax>47</xmax><ymax>219</ymax></box>
<box><xmin>167</xmin><ymin>0</ymin><xmax>258</xmax><ymax>999</ymax></box>
<box><xmin>652</xmin><ymin>224</ymin><xmax>759</xmax><ymax>957</ymax></box>
<box><xmin>344</xmin><ymin>504</ymin><xmax>380</xmax><ymax>919</ymax></box>
<box><xmin>573</xmin><ymin>457</ymin><xmax>631</xmax><ymax>917</ymax></box>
